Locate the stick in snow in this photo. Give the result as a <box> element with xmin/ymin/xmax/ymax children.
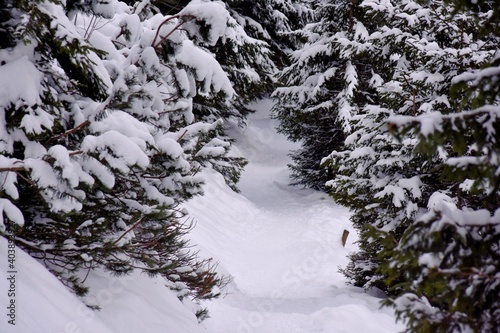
<box><xmin>342</xmin><ymin>229</ymin><xmax>349</xmax><ymax>247</ymax></box>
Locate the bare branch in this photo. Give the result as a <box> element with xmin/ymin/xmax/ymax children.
<box><xmin>151</xmin><ymin>14</ymin><xmax>196</xmax><ymax>49</ymax></box>
<box><xmin>112</xmin><ymin>217</ymin><xmax>144</xmax><ymax>246</ymax></box>
<box><xmin>176</xmin><ymin>129</ymin><xmax>188</xmax><ymax>142</ymax></box>
<box><xmin>50</xmin><ymin>120</ymin><xmax>90</xmax><ymax>142</ymax></box>
<box><xmin>0</xmin><ymin>166</ymin><xmax>25</xmax><ymax>172</ymax></box>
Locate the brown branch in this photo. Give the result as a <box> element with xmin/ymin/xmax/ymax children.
<box><xmin>176</xmin><ymin>129</ymin><xmax>188</xmax><ymax>142</ymax></box>
<box><xmin>50</xmin><ymin>120</ymin><xmax>90</xmax><ymax>142</ymax></box>
<box><xmin>69</xmin><ymin>150</ymin><xmax>83</xmax><ymax>156</ymax></box>
<box><xmin>153</xmin><ymin>21</ymin><xmax>188</xmax><ymax>49</ymax></box>
<box><xmin>151</xmin><ymin>14</ymin><xmax>196</xmax><ymax>49</ymax></box>
<box><xmin>151</xmin><ymin>15</ymin><xmax>182</xmax><ymax>47</ymax></box>
<box><xmin>0</xmin><ymin>166</ymin><xmax>25</xmax><ymax>172</ymax></box>
<box><xmin>112</xmin><ymin>217</ymin><xmax>144</xmax><ymax>246</ymax></box>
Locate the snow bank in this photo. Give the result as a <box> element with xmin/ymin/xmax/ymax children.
<box><xmin>0</xmin><ymin>236</ymin><xmax>111</xmax><ymax>332</ymax></box>
<box><xmin>0</xmin><ymin>237</ymin><xmax>208</xmax><ymax>333</ymax></box>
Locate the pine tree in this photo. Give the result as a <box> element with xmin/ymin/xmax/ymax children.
<box><xmin>324</xmin><ymin>0</ymin><xmax>497</xmax><ymax>298</ymax></box>
<box><xmin>272</xmin><ymin>0</ymin><xmax>377</xmax><ymax>190</ymax></box>
<box><xmin>0</xmin><ymin>0</ymin><xmax>255</xmax><ymax>309</ymax></box>
<box><xmin>226</xmin><ymin>0</ymin><xmax>313</xmax><ymax>68</ymax></box>
<box><xmin>377</xmin><ymin>1</ymin><xmax>500</xmax><ymax>331</ymax></box>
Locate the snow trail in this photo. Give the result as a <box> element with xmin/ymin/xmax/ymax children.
<box><xmin>185</xmin><ymin>100</ymin><xmax>402</xmax><ymax>333</ymax></box>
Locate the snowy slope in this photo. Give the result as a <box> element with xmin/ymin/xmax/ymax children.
<box><xmin>0</xmin><ymin>236</ymin><xmax>112</xmax><ymax>333</ymax></box>
<box><xmin>185</xmin><ymin>99</ymin><xmax>403</xmax><ymax>333</ymax></box>
<box><xmin>0</xmin><ymin>238</ymin><xmax>206</xmax><ymax>333</ymax></box>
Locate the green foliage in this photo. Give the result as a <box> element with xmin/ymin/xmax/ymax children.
<box><xmin>0</xmin><ymin>0</ymin><xmax>262</xmax><ymax>314</ymax></box>
<box><xmin>383</xmin><ymin>206</ymin><xmax>500</xmax><ymax>333</ymax></box>
<box><xmin>302</xmin><ymin>5</ymin><xmax>500</xmax><ymax>333</ymax></box>
<box><xmin>226</xmin><ymin>0</ymin><xmax>313</xmax><ymax>68</ymax></box>
<box><xmin>337</xmin><ymin>1</ymin><xmax>500</xmax><ymax>331</ymax></box>
<box><xmin>272</xmin><ymin>0</ymin><xmax>377</xmax><ymax>190</ymax></box>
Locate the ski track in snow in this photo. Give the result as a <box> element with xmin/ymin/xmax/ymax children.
<box><xmin>185</xmin><ymin>99</ymin><xmax>403</xmax><ymax>333</ymax></box>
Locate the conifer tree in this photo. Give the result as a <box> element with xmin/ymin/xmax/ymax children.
<box><xmin>272</xmin><ymin>0</ymin><xmax>378</xmax><ymax>190</ymax></box>
<box><xmin>0</xmin><ymin>0</ymin><xmax>256</xmax><ymax>310</ymax></box>
<box><xmin>176</xmin><ymin>0</ymin><xmax>277</xmax><ymax>123</ymax></box>
<box><xmin>226</xmin><ymin>0</ymin><xmax>313</xmax><ymax>68</ymax></box>
<box><xmin>377</xmin><ymin>1</ymin><xmax>500</xmax><ymax>331</ymax></box>
<box><xmin>324</xmin><ymin>0</ymin><xmax>498</xmax><ymax>296</ymax></box>
<box><xmin>319</xmin><ymin>0</ymin><xmax>500</xmax><ymax>330</ymax></box>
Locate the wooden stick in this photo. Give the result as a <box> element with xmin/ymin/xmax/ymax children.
<box><xmin>341</xmin><ymin>229</ymin><xmax>350</xmax><ymax>247</ymax></box>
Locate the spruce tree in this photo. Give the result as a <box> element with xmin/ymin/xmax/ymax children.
<box><xmin>378</xmin><ymin>1</ymin><xmax>500</xmax><ymax>331</ymax></box>
<box><xmin>324</xmin><ymin>0</ymin><xmax>497</xmax><ymax>297</ymax></box>
<box><xmin>0</xmin><ymin>0</ymin><xmax>257</xmax><ymax>309</ymax></box>
<box><xmin>272</xmin><ymin>0</ymin><xmax>377</xmax><ymax>190</ymax></box>
<box><xmin>171</xmin><ymin>0</ymin><xmax>276</xmax><ymax>123</ymax></box>
<box><xmin>226</xmin><ymin>0</ymin><xmax>313</xmax><ymax>68</ymax></box>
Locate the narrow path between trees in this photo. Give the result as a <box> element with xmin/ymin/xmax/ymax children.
<box><xmin>185</xmin><ymin>99</ymin><xmax>402</xmax><ymax>333</ymax></box>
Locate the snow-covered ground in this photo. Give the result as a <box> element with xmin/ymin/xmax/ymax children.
<box><xmin>0</xmin><ymin>99</ymin><xmax>402</xmax><ymax>332</ymax></box>
<box><xmin>186</xmin><ymin>99</ymin><xmax>403</xmax><ymax>333</ymax></box>
<box><xmin>0</xmin><ymin>234</ymin><xmax>208</xmax><ymax>333</ymax></box>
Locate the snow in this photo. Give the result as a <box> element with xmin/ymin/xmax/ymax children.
<box><xmin>374</xmin><ymin>185</ymin><xmax>406</xmax><ymax>207</ymax></box>
<box><xmin>418</xmin><ymin>253</ymin><xmax>443</xmax><ymax>268</ymax></box>
<box><xmin>0</xmin><ymin>199</ymin><xmax>24</xmax><ymax>231</ymax></box>
<box><xmin>185</xmin><ymin>99</ymin><xmax>402</xmax><ymax>332</ymax></box>
<box><xmin>81</xmin><ymin>157</ymin><xmax>116</xmax><ymax>189</ymax></box>
<box><xmin>180</xmin><ymin>1</ymin><xmax>231</xmax><ymax>46</ymax></box>
<box><xmin>398</xmin><ymin>176</ymin><xmax>422</xmax><ymax>198</ymax></box>
<box><xmin>82</xmin><ymin>130</ymin><xmax>150</xmax><ymax>172</ymax></box>
<box><xmin>0</xmin><ymin>237</ymin><xmax>204</xmax><ymax>333</ymax></box>
<box><xmin>24</xmin><ymin>158</ymin><xmax>85</xmax><ymax>212</ymax></box>
<box><xmin>0</xmin><ymin>100</ymin><xmax>401</xmax><ymax>332</ymax></box>
<box><xmin>48</xmin><ymin>145</ymin><xmax>84</xmax><ymax>188</ymax></box>
<box><xmin>0</xmin><ymin>157</ymin><xmax>20</xmax><ymax>200</ymax></box>
<box><xmin>90</xmin><ymin>111</ymin><xmax>155</xmax><ymax>151</ymax></box>
<box><xmin>177</xmin><ymin>40</ymin><xmax>234</xmax><ymax>96</ymax></box>
<box><xmin>0</xmin><ymin>56</ymin><xmax>42</xmax><ymax>108</ymax></box>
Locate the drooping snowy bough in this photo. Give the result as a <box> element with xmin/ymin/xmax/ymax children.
<box><xmin>0</xmin><ymin>0</ymin><xmax>273</xmax><ymax>317</ymax></box>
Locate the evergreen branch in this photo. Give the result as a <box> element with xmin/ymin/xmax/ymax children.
<box><xmin>0</xmin><ymin>150</ymin><xmax>82</xmax><ymax>174</ymax></box>
<box><xmin>112</xmin><ymin>217</ymin><xmax>144</xmax><ymax>246</ymax></box>
<box><xmin>389</xmin><ymin>106</ymin><xmax>500</xmax><ymax>132</ymax></box>
<box><xmin>151</xmin><ymin>15</ymin><xmax>182</xmax><ymax>47</ymax></box>
<box><xmin>151</xmin><ymin>14</ymin><xmax>196</xmax><ymax>49</ymax></box>
<box><xmin>153</xmin><ymin>21</ymin><xmax>188</xmax><ymax>48</ymax></box>
<box><xmin>49</xmin><ymin>120</ymin><xmax>90</xmax><ymax>142</ymax></box>
<box><xmin>0</xmin><ymin>166</ymin><xmax>25</xmax><ymax>172</ymax></box>
<box><xmin>432</xmin><ymin>267</ymin><xmax>500</xmax><ymax>281</ymax></box>
<box><xmin>176</xmin><ymin>129</ymin><xmax>188</xmax><ymax>142</ymax></box>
